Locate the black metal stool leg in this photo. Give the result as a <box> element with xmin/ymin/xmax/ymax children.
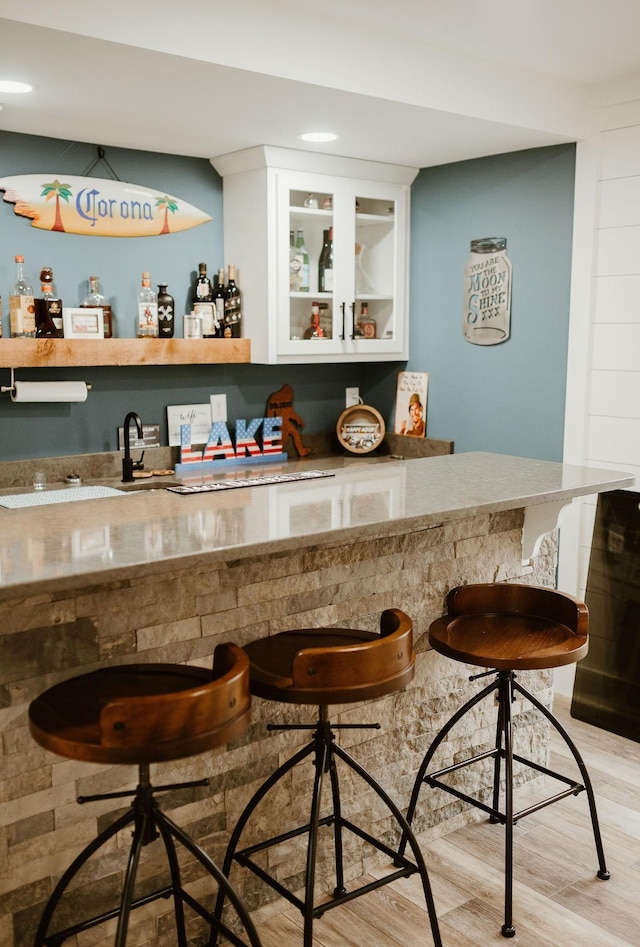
<box><xmin>401</xmin><ymin>676</ymin><xmax>498</xmax><ymax>857</ymax></box>
<box><xmin>34</xmin><ymin>807</ymin><xmax>135</xmax><ymax>946</ymax></box>
<box><xmin>331</xmin><ymin>741</ymin><xmax>443</xmax><ymax>947</ymax></box>
<box><xmin>512</xmin><ymin>678</ymin><xmax>610</xmax><ymax>880</ymax></box>
<box><xmin>328</xmin><ymin>742</ymin><xmax>347</xmax><ymax>897</ymax></box>
<box><xmin>157</xmin><ymin>810</ymin><xmax>263</xmax><ymax>947</ymax></box>
<box><xmin>303</xmin><ymin>730</ymin><xmax>329</xmax><ymax>947</ymax></box>
<box><xmin>114</xmin><ymin>807</ymin><xmax>148</xmax><ymax>947</ymax></box>
<box><xmin>154</xmin><ymin>811</ymin><xmax>189</xmax><ymax>947</ymax></box>
<box><xmin>209</xmin><ymin>740</ymin><xmax>316</xmax><ymax>945</ymax></box>
<box><xmin>499</xmin><ymin>671</ymin><xmax>516</xmax><ymax>938</ymax></box>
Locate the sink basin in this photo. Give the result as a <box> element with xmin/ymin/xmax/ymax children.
<box><xmin>0</xmin><ymin>485</ymin><xmax>128</xmax><ymax>509</ymax></box>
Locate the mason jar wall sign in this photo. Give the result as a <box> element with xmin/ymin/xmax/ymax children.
<box><xmin>463</xmin><ymin>237</ymin><xmax>512</xmax><ymax>345</ymax></box>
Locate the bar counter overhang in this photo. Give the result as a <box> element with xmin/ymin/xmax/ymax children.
<box><xmin>0</xmin><ymin>451</ymin><xmax>633</xmax><ymax>944</ymax></box>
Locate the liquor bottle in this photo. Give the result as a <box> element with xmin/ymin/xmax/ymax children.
<box><xmin>9</xmin><ymin>255</ymin><xmax>35</xmax><ymax>337</ymax></box>
<box><xmin>34</xmin><ymin>267</ymin><xmax>63</xmax><ymax>338</ymax></box>
<box><xmin>80</xmin><ymin>276</ymin><xmax>113</xmax><ymax>337</ymax></box>
<box><xmin>213</xmin><ymin>268</ymin><xmax>226</xmax><ymax>338</ymax></box>
<box><xmin>136</xmin><ymin>272</ymin><xmax>158</xmax><ymax>338</ymax></box>
<box><xmin>356</xmin><ymin>301</ymin><xmax>376</xmax><ymax>339</ymax></box>
<box><xmin>193</xmin><ymin>262</ymin><xmax>216</xmax><ymax>336</ymax></box>
<box><xmin>223</xmin><ymin>264</ymin><xmax>242</xmax><ymax>338</ymax></box>
<box><xmin>303</xmin><ymin>301</ymin><xmax>324</xmax><ymax>339</ymax></box>
<box><xmin>194</xmin><ymin>262</ymin><xmax>213</xmax><ymax>304</ymax></box>
<box><xmin>294</xmin><ymin>230</ymin><xmax>309</xmax><ymax>292</ymax></box>
<box><xmin>318</xmin><ymin>227</ymin><xmax>334</xmax><ymax>293</ymax></box>
<box><xmin>157</xmin><ymin>283</ymin><xmax>175</xmax><ymax>338</ymax></box>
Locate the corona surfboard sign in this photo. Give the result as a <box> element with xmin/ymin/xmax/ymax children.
<box><xmin>0</xmin><ymin>174</ymin><xmax>212</xmax><ymax>237</ymax></box>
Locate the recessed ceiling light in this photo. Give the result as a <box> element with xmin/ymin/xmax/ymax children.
<box><xmin>298</xmin><ymin>132</ymin><xmax>338</xmax><ymax>143</ymax></box>
<box><xmin>0</xmin><ymin>80</ymin><xmax>33</xmax><ymax>94</ymax></box>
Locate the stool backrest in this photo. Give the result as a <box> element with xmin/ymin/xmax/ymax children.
<box><xmin>100</xmin><ymin>643</ymin><xmax>250</xmax><ymax>758</ymax></box>
<box><xmin>446</xmin><ymin>583</ymin><xmax>588</xmax><ymax>636</ymax></box>
<box><xmin>291</xmin><ymin>608</ymin><xmax>414</xmax><ymax>700</ymax></box>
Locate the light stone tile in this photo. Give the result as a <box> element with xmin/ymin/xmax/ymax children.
<box><xmin>136</xmin><ymin>616</ymin><xmax>202</xmax><ymax>651</ymax></box>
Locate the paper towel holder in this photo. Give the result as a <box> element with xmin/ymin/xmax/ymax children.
<box><xmin>1</xmin><ymin>369</ymin><xmax>92</xmax><ymax>401</ymax></box>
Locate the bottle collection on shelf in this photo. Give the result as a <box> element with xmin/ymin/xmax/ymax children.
<box><xmin>288</xmin><ymin>226</ymin><xmax>377</xmax><ymax>340</ymax></box>
<box><xmin>3</xmin><ymin>256</ymin><xmax>242</xmax><ymax>340</ymax></box>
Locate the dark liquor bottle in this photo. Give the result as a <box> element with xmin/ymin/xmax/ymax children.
<box><xmin>35</xmin><ymin>267</ymin><xmax>63</xmax><ymax>338</ymax></box>
<box><xmin>223</xmin><ymin>264</ymin><xmax>242</xmax><ymax>338</ymax></box>
<box><xmin>213</xmin><ymin>268</ymin><xmax>226</xmax><ymax>338</ymax></box>
<box><xmin>318</xmin><ymin>227</ymin><xmax>334</xmax><ymax>293</ymax></box>
<box><xmin>157</xmin><ymin>283</ymin><xmax>175</xmax><ymax>338</ymax></box>
<box><xmin>80</xmin><ymin>276</ymin><xmax>113</xmax><ymax>337</ymax></box>
<box><xmin>193</xmin><ymin>262</ymin><xmax>215</xmax><ymax>336</ymax></box>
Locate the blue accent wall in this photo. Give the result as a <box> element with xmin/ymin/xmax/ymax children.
<box><xmin>408</xmin><ymin>145</ymin><xmax>576</xmax><ymax>461</ymax></box>
<box><xmin>0</xmin><ymin>132</ymin><xmax>365</xmax><ymax>460</ymax></box>
<box><xmin>0</xmin><ymin>133</ymin><xmax>575</xmax><ymax>463</ymax></box>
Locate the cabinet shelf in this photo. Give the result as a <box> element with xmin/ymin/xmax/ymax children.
<box><xmin>0</xmin><ymin>338</ymin><xmax>251</xmax><ymax>368</ymax></box>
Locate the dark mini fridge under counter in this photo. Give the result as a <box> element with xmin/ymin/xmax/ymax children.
<box><xmin>572</xmin><ymin>489</ymin><xmax>640</xmax><ymax>742</ymax></box>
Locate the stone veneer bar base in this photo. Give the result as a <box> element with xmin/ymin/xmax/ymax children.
<box><xmin>0</xmin><ymin>509</ymin><xmax>557</xmax><ymax>946</ymax></box>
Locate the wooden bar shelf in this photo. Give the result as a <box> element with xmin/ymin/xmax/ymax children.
<box><xmin>0</xmin><ymin>337</ymin><xmax>251</xmax><ymax>368</ymax></box>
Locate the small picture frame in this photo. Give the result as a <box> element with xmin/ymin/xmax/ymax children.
<box><xmin>62</xmin><ymin>307</ymin><xmax>105</xmax><ymax>339</ymax></box>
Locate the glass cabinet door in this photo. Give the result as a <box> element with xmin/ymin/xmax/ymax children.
<box><xmin>285</xmin><ymin>183</ymin><xmax>342</xmax><ymax>354</ymax></box>
<box><xmin>277</xmin><ymin>172</ymin><xmax>407</xmax><ymax>359</ymax></box>
<box><xmin>351</xmin><ymin>190</ymin><xmax>400</xmax><ymax>350</ymax></box>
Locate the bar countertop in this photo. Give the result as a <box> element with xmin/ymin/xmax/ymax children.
<box><xmin>0</xmin><ymin>451</ymin><xmax>634</xmax><ymax>597</ymax></box>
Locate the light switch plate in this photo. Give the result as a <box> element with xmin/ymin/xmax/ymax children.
<box><xmin>345</xmin><ymin>387</ymin><xmax>360</xmax><ymax>408</ymax></box>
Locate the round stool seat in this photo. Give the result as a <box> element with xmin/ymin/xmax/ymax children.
<box><xmin>245</xmin><ymin>610</ymin><xmax>414</xmax><ymax>705</ymax></box>
<box><xmin>29</xmin><ymin>647</ymin><xmax>251</xmax><ymax>766</ymax></box>
<box><xmin>429</xmin><ymin>582</ymin><xmax>588</xmax><ymax>671</ymax></box>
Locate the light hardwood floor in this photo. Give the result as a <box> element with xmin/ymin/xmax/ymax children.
<box><xmin>249</xmin><ymin>696</ymin><xmax>640</xmax><ymax>946</ymax></box>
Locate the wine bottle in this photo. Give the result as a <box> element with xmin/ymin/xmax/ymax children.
<box><xmin>80</xmin><ymin>276</ymin><xmax>113</xmax><ymax>337</ymax></box>
<box><xmin>157</xmin><ymin>283</ymin><xmax>175</xmax><ymax>338</ymax></box>
<box><xmin>223</xmin><ymin>264</ymin><xmax>242</xmax><ymax>338</ymax></box>
<box><xmin>35</xmin><ymin>267</ymin><xmax>63</xmax><ymax>338</ymax></box>
<box><xmin>137</xmin><ymin>272</ymin><xmax>158</xmax><ymax>338</ymax></box>
<box><xmin>318</xmin><ymin>227</ymin><xmax>334</xmax><ymax>293</ymax></box>
<box><xmin>294</xmin><ymin>230</ymin><xmax>309</xmax><ymax>292</ymax></box>
<box><xmin>213</xmin><ymin>268</ymin><xmax>226</xmax><ymax>338</ymax></box>
<box><xmin>193</xmin><ymin>262</ymin><xmax>216</xmax><ymax>336</ymax></box>
<box><xmin>9</xmin><ymin>255</ymin><xmax>35</xmax><ymax>338</ymax></box>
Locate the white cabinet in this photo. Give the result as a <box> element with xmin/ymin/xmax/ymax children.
<box><xmin>212</xmin><ymin>146</ymin><xmax>418</xmax><ymax>364</ymax></box>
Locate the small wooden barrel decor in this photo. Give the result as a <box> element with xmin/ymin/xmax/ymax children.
<box><xmin>336</xmin><ymin>404</ymin><xmax>385</xmax><ymax>454</ymax></box>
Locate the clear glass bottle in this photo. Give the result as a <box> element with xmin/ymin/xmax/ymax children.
<box><xmin>35</xmin><ymin>267</ymin><xmax>63</xmax><ymax>338</ymax></box>
<box><xmin>80</xmin><ymin>276</ymin><xmax>113</xmax><ymax>338</ymax></box>
<box><xmin>223</xmin><ymin>264</ymin><xmax>242</xmax><ymax>338</ymax></box>
<box><xmin>9</xmin><ymin>255</ymin><xmax>35</xmax><ymax>338</ymax></box>
<box><xmin>157</xmin><ymin>283</ymin><xmax>175</xmax><ymax>338</ymax></box>
<box><xmin>137</xmin><ymin>272</ymin><xmax>158</xmax><ymax>338</ymax></box>
<box><xmin>294</xmin><ymin>230</ymin><xmax>309</xmax><ymax>292</ymax></box>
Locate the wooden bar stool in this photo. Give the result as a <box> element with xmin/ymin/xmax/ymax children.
<box><xmin>402</xmin><ymin>583</ymin><xmax>609</xmax><ymax>938</ymax></box>
<box><xmin>28</xmin><ymin>643</ymin><xmax>262</xmax><ymax>947</ymax></box>
<box><xmin>211</xmin><ymin>609</ymin><xmax>442</xmax><ymax>947</ymax></box>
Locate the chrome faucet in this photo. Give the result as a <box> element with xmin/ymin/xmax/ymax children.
<box><xmin>122</xmin><ymin>411</ymin><xmax>143</xmax><ymax>482</ymax></box>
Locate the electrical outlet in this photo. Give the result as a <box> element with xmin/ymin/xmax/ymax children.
<box><xmin>210</xmin><ymin>394</ymin><xmax>227</xmax><ymax>423</ymax></box>
<box><xmin>345</xmin><ymin>387</ymin><xmax>360</xmax><ymax>408</ymax></box>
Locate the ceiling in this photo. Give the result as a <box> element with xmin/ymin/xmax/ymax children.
<box><xmin>1</xmin><ymin>1</ymin><xmax>640</xmax><ymax>170</ymax></box>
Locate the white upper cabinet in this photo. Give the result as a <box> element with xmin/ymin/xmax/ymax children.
<box><xmin>212</xmin><ymin>147</ymin><xmax>418</xmax><ymax>364</ymax></box>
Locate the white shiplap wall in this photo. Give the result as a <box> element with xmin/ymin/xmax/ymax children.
<box><xmin>589</xmin><ymin>110</ymin><xmax>640</xmax><ymax>486</ymax></box>
<box><xmin>556</xmin><ymin>92</ymin><xmax>640</xmax><ymax>696</ymax></box>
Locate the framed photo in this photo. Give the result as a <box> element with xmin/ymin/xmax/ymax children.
<box><xmin>62</xmin><ymin>307</ymin><xmax>104</xmax><ymax>339</ymax></box>
<box><xmin>394</xmin><ymin>370</ymin><xmax>429</xmax><ymax>438</ymax></box>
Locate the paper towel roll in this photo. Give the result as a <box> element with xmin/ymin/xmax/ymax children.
<box><xmin>11</xmin><ymin>381</ymin><xmax>89</xmax><ymax>403</ymax></box>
